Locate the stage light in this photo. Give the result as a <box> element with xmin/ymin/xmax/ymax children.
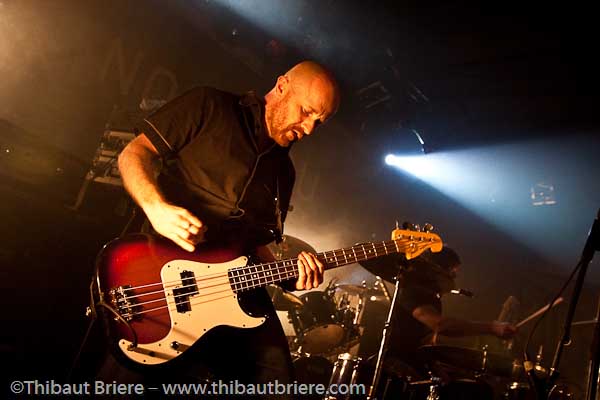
<box><xmin>383</xmin><ymin>135</ymin><xmax>600</xmax><ymax>271</ymax></box>
<box><xmin>384</xmin><ymin>154</ymin><xmax>437</xmax><ymax>180</ymax></box>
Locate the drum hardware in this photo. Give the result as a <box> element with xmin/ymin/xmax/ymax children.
<box><xmin>359</xmin><ymin>222</ymin><xmax>433</xmax><ymax>400</ymax></box>
<box><xmin>334</xmin><ymin>283</ymin><xmax>369</xmax><ymax>296</ymax></box>
<box><xmin>504</xmin><ymin>381</ymin><xmax>530</xmax><ymax>400</ymax></box>
<box><xmin>357</xmin><ymin>221</ymin><xmax>443</xmax><ymax>399</ymax></box>
<box><xmin>289</xmin><ymin>290</ymin><xmax>348</xmax><ymax>354</ymax></box>
<box><xmin>548</xmin><ymin>384</ymin><xmax>575</xmax><ymax>399</ymax></box>
<box><xmin>426</xmin><ymin>375</ymin><xmax>442</xmax><ymax>400</ymax></box>
<box><xmin>416</xmin><ymin>345</ymin><xmax>524</xmax><ymax>380</ymax></box>
<box><xmin>325</xmin><ymin>353</ymin><xmax>362</xmax><ymax>400</ymax></box>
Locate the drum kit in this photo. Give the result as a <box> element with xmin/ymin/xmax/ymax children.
<box><xmin>266</xmin><ymin>236</ymin><xmax>577</xmax><ymax>400</ymax></box>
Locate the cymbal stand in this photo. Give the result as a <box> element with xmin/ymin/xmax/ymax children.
<box><xmin>426</xmin><ymin>375</ymin><xmax>442</xmax><ymax>400</ymax></box>
<box><xmin>366</xmin><ymin>272</ymin><xmax>404</xmax><ymax>400</ymax></box>
<box><xmin>532</xmin><ymin>209</ymin><xmax>599</xmax><ymax>400</ymax></box>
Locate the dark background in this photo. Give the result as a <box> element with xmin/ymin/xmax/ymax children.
<box><xmin>1</xmin><ymin>0</ymin><xmax>599</xmax><ymax>396</ymax></box>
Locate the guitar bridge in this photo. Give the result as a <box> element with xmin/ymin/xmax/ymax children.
<box><xmin>109</xmin><ymin>285</ymin><xmax>140</xmax><ymax>322</ymax></box>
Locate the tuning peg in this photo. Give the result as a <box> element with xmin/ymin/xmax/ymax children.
<box><xmin>402</xmin><ymin>221</ymin><xmax>415</xmax><ymax>230</ymax></box>
<box><xmin>422</xmin><ymin>223</ymin><xmax>434</xmax><ymax>232</ymax></box>
<box><xmin>413</xmin><ymin>224</ymin><xmax>421</xmax><ymax>232</ymax></box>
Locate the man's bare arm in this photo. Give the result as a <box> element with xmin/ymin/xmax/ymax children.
<box><xmin>413</xmin><ymin>305</ymin><xmax>517</xmax><ymax>339</ymax></box>
<box><xmin>118</xmin><ymin>134</ymin><xmax>205</xmax><ymax>251</ymax></box>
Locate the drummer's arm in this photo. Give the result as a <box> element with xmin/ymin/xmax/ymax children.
<box><xmin>413</xmin><ymin>305</ymin><xmax>517</xmax><ymax>339</ymax></box>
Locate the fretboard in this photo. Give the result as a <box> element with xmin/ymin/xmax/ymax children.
<box><xmin>228</xmin><ymin>239</ymin><xmax>407</xmax><ymax>293</ymax></box>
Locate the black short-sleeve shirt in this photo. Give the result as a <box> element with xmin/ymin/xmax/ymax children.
<box><xmin>140</xmin><ymin>87</ymin><xmax>295</xmax><ymax>248</ymax></box>
<box><xmin>390</xmin><ymin>284</ymin><xmax>441</xmax><ymax>365</ymax></box>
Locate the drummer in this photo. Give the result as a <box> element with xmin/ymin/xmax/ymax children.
<box><xmin>363</xmin><ymin>246</ymin><xmax>518</xmax><ymax>375</ymax></box>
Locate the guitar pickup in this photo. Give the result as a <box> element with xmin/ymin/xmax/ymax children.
<box><xmin>173</xmin><ymin>270</ymin><xmax>198</xmax><ymax>313</ymax></box>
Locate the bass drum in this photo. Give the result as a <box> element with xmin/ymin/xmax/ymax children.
<box><xmin>289</xmin><ymin>291</ymin><xmax>346</xmax><ymax>354</ymax></box>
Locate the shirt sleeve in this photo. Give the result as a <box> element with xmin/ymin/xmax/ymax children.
<box><xmin>399</xmin><ymin>285</ymin><xmax>439</xmax><ymax>314</ymax></box>
<box><xmin>140</xmin><ymin>87</ymin><xmax>213</xmax><ymax>159</ymax></box>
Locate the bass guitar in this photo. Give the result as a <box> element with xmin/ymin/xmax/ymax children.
<box><xmin>92</xmin><ymin>226</ymin><xmax>442</xmax><ymax>365</ymax></box>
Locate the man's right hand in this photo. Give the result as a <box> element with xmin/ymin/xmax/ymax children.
<box><xmin>491</xmin><ymin>321</ymin><xmax>518</xmax><ymax>339</ymax></box>
<box><xmin>144</xmin><ymin>201</ymin><xmax>206</xmax><ymax>252</ymax></box>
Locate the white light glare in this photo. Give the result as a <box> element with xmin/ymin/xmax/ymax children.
<box><xmin>384</xmin><ymin>154</ymin><xmax>437</xmax><ymax>179</ymax></box>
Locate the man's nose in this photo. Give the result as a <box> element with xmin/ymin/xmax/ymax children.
<box><xmin>301</xmin><ymin>118</ymin><xmax>315</xmax><ymax>135</ymax></box>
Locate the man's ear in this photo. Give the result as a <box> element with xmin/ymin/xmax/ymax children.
<box><xmin>276</xmin><ymin>75</ymin><xmax>289</xmax><ymax>95</ymax></box>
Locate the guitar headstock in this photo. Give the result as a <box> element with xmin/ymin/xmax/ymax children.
<box><xmin>391</xmin><ymin>223</ymin><xmax>443</xmax><ymax>260</ymax></box>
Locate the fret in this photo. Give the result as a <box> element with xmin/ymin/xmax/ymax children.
<box><xmin>263</xmin><ymin>262</ymin><xmax>273</xmax><ymax>286</ymax></box>
<box><xmin>227</xmin><ymin>269</ymin><xmax>235</xmax><ymax>292</ymax></box>
<box><xmin>257</xmin><ymin>265</ymin><xmax>264</xmax><ymax>286</ymax></box>
<box><xmin>228</xmin><ymin>231</ymin><xmax>435</xmax><ymax>292</ymax></box>
<box><xmin>326</xmin><ymin>251</ymin><xmax>336</xmax><ymax>266</ymax></box>
<box><xmin>265</xmin><ymin>262</ymin><xmax>274</xmax><ymax>285</ymax></box>
<box><xmin>250</xmin><ymin>266</ymin><xmax>258</xmax><ymax>288</ymax></box>
<box><xmin>360</xmin><ymin>244</ymin><xmax>368</xmax><ymax>261</ymax></box>
<box><xmin>232</xmin><ymin>268</ymin><xmax>241</xmax><ymax>291</ymax></box>
<box><xmin>265</xmin><ymin>263</ymin><xmax>271</xmax><ymax>285</ymax></box>
<box><xmin>231</xmin><ymin>268</ymin><xmax>241</xmax><ymax>292</ymax></box>
<box><xmin>257</xmin><ymin>265</ymin><xmax>265</xmax><ymax>287</ymax></box>
<box><xmin>252</xmin><ymin>265</ymin><xmax>260</xmax><ymax>287</ymax></box>
<box><xmin>239</xmin><ymin>269</ymin><xmax>248</xmax><ymax>290</ymax></box>
<box><xmin>285</xmin><ymin>259</ymin><xmax>296</xmax><ymax>280</ymax></box>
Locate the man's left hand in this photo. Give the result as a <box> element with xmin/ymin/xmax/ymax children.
<box><xmin>295</xmin><ymin>252</ymin><xmax>324</xmax><ymax>290</ymax></box>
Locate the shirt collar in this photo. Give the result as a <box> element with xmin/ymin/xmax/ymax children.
<box><xmin>239</xmin><ymin>91</ymin><xmax>267</xmax><ymax>147</ymax></box>
<box><xmin>239</xmin><ymin>91</ymin><xmax>292</xmax><ymax>154</ymax></box>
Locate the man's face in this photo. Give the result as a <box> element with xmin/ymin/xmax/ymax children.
<box><xmin>266</xmin><ymin>76</ymin><xmax>338</xmax><ymax>147</ymax></box>
<box><xmin>448</xmin><ymin>263</ymin><xmax>460</xmax><ymax>279</ymax></box>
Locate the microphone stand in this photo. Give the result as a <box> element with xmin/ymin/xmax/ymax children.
<box><xmin>535</xmin><ymin>209</ymin><xmax>600</xmax><ymax>400</ymax></box>
<box><xmin>366</xmin><ymin>268</ymin><xmax>405</xmax><ymax>400</ymax></box>
<box><xmin>586</xmin><ymin>295</ymin><xmax>600</xmax><ymax>400</ymax></box>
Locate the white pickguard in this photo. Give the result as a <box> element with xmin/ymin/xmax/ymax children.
<box><xmin>118</xmin><ymin>256</ymin><xmax>265</xmax><ymax>365</ymax></box>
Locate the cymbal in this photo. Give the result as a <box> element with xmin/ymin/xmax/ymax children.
<box><xmin>358</xmin><ymin>254</ymin><xmax>405</xmax><ymax>282</ymax></box>
<box><xmin>334</xmin><ymin>284</ymin><xmax>388</xmax><ymax>302</ymax></box>
<box><xmin>335</xmin><ymin>284</ymin><xmax>369</xmax><ymax>295</ymax></box>
<box><xmin>268</xmin><ymin>235</ymin><xmax>317</xmax><ymax>260</ymax></box>
<box><xmin>266</xmin><ymin>285</ymin><xmax>304</xmax><ymax>311</ymax></box>
<box><xmin>359</xmin><ymin>253</ymin><xmax>455</xmax><ymax>285</ymax></box>
<box><xmin>416</xmin><ymin>345</ymin><xmax>523</xmax><ymax>379</ymax></box>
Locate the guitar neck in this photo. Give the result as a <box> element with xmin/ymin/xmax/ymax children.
<box><xmin>228</xmin><ymin>239</ymin><xmax>404</xmax><ymax>293</ymax></box>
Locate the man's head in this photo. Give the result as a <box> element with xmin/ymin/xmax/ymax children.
<box><xmin>424</xmin><ymin>246</ymin><xmax>461</xmax><ymax>279</ymax></box>
<box><xmin>406</xmin><ymin>246</ymin><xmax>461</xmax><ymax>293</ymax></box>
<box><xmin>264</xmin><ymin>60</ymin><xmax>340</xmax><ymax>147</ymax></box>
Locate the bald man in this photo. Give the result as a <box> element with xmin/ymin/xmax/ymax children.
<box><xmin>97</xmin><ymin>61</ymin><xmax>340</xmax><ymax>396</ymax></box>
